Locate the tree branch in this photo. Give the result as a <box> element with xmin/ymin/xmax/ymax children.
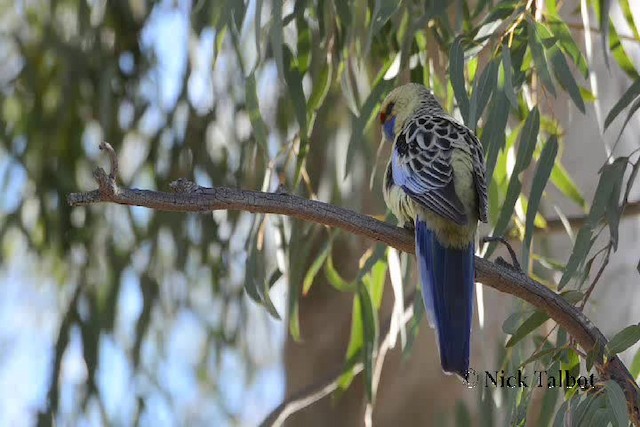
<box><xmin>67</xmin><ymin>143</ymin><xmax>640</xmax><ymax>424</ymax></box>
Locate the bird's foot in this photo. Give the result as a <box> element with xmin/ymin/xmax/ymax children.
<box><xmin>481</xmin><ymin>236</ymin><xmax>523</xmax><ymax>273</ymax></box>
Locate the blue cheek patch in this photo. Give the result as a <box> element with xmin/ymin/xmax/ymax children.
<box><xmin>384</xmin><ymin>116</ymin><xmax>396</xmax><ymax>140</ymax></box>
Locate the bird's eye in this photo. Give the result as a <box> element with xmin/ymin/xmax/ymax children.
<box><xmin>380</xmin><ymin>102</ymin><xmax>395</xmax><ymax>124</ymax></box>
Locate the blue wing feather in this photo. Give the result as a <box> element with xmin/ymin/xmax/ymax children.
<box><xmin>415</xmin><ymin>217</ymin><xmax>474</xmax><ymax>378</ymax></box>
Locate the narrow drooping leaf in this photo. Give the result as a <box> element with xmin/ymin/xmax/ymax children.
<box><xmin>261</xmin><ymin>268</ymin><xmax>283</xmax><ymax>319</ymax></box>
<box><xmin>367</xmin><ymin>0</ymin><xmax>402</xmax><ymax>53</ymax></box>
<box><xmin>245</xmin><ymin>73</ymin><xmax>270</xmax><ymax>154</ymax></box>
<box><xmin>506</xmin><ymin>311</ymin><xmax>549</xmax><ymax>347</ymax></box>
<box><xmin>630</xmin><ymin>347</ymin><xmax>640</xmax><ymax>379</ymax></box>
<box><xmin>468</xmin><ymin>59</ymin><xmax>498</xmax><ymax>130</ymax></box>
<box><xmin>324</xmin><ymin>249</ymin><xmax>356</xmax><ymax>292</ymax></box>
<box><xmin>519</xmin><ymin>346</ymin><xmax>561</xmax><ymax>368</ymax></box>
<box><xmin>296</xmin><ymin>15</ymin><xmax>312</xmax><ymax>73</ymax></box>
<box><xmin>599</xmin><ymin>0</ymin><xmax>612</xmax><ymax>68</ymax></box>
<box><xmin>609</xmin><ymin>24</ymin><xmax>640</xmax><ymax>79</ymax></box>
<box><xmin>547</xmin><ymin>16</ymin><xmax>589</xmax><ymax>78</ymax></box>
<box><xmin>527</xmin><ymin>19</ymin><xmax>556</xmax><ymax>96</ymax></box>
<box><xmin>302</xmin><ymin>240</ymin><xmax>332</xmax><ymax>295</ymax></box>
<box><xmin>559</xmin><ymin>159</ymin><xmax>627</xmax><ymax>287</ymax></box>
<box><xmin>307</xmin><ymin>60</ymin><xmax>333</xmax><ymax>113</ymax></box>
<box><xmin>604</xmin><ymin>380</ymin><xmax>629</xmax><ymax>427</ymax></box>
<box><xmin>606</xmin><ymin>158</ymin><xmax>627</xmax><ymax>250</ymax></box>
<box><xmin>522</xmin><ymin>136</ymin><xmax>558</xmax><ymax>268</ymax></box>
<box><xmin>605</xmin><ymin>79</ymin><xmax>640</xmax><ymax>129</ymax></box>
<box><xmin>551</xmin><ymin>161</ymin><xmax>587</xmax><ymax>209</ymax></box>
<box><xmin>345</xmin><ymin>77</ymin><xmax>395</xmax><ymax>178</ymax></box>
<box><xmin>254</xmin><ymin>0</ymin><xmax>263</xmax><ymax>60</ymax></box>
<box><xmin>514</xmin><ymin>107</ymin><xmax>540</xmax><ymax>172</ymax></box>
<box><xmin>501</xmin><ymin>42</ymin><xmax>519</xmax><ymax>108</ymax></box>
<box><xmin>559</xmin><ymin>227</ymin><xmax>592</xmax><ymax>290</ymax></box>
<box><xmin>282</xmin><ymin>47</ymin><xmax>307</xmax><ymax>136</ymax></box>
<box><xmin>547</xmin><ymin>44</ymin><xmax>585</xmax><ymax>113</ymax></box>
<box><xmin>606</xmin><ymin>324</ymin><xmax>640</xmax><ymax>355</ymax></box>
<box><xmin>614</xmin><ymin>97</ymin><xmax>640</xmax><ymax>143</ymax></box>
<box><xmin>574</xmin><ymin>394</ymin><xmax>605</xmax><ymax>427</ymax></box>
<box><xmin>269</xmin><ymin>0</ymin><xmax>284</xmax><ymax>75</ymax></box>
<box><xmin>358</xmin><ymin>282</ymin><xmax>378</xmax><ymax>402</ymax></box>
<box><xmin>482</xmin><ymin>89</ymin><xmax>509</xmax><ymax>179</ymax></box>
<box><xmin>450</xmin><ymin>37</ymin><xmax>469</xmax><ymax>122</ymax></box>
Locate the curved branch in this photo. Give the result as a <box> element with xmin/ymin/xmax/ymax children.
<box><xmin>67</xmin><ymin>145</ymin><xmax>640</xmax><ymax>423</ymax></box>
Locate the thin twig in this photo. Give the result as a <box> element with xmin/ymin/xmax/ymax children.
<box><xmin>67</xmin><ymin>151</ymin><xmax>640</xmax><ymax>425</ymax></box>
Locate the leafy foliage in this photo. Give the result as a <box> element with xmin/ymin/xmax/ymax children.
<box><xmin>3</xmin><ymin>0</ymin><xmax>640</xmax><ymax>424</ymax></box>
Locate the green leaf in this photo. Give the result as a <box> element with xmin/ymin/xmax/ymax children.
<box><xmin>527</xmin><ymin>19</ymin><xmax>556</xmax><ymax>97</ymax></box>
<box><xmin>552</xmin><ymin>400</ymin><xmax>568</xmax><ymax>427</ymax></box>
<box><xmin>340</xmin><ymin>294</ymin><xmax>364</xmax><ymax>391</ymax></box>
<box><xmin>599</xmin><ymin>0</ymin><xmax>612</xmax><ymax>69</ymax></box>
<box><xmin>468</xmin><ymin>59</ymin><xmax>498</xmax><ymax>131</ymax></box>
<box><xmin>503</xmin><ymin>310</ymin><xmax>534</xmax><ymax>335</ymax></box>
<box><xmin>489</xmin><ymin>173</ymin><xmax>522</xmax><ymax>253</ymax></box>
<box><xmin>324</xmin><ymin>249</ymin><xmax>356</xmax><ymax>292</ymax></box>
<box><xmin>606</xmin><ymin>158</ymin><xmax>627</xmax><ymax>250</ymax></box>
<box><xmin>367</xmin><ymin>0</ymin><xmax>402</xmax><ymax>53</ymax></box>
<box><xmin>547</xmin><ymin>16</ymin><xmax>589</xmax><ymax>78</ymax></box>
<box><xmin>614</xmin><ymin>97</ymin><xmax>640</xmax><ymax>144</ymax></box>
<box><xmin>345</xmin><ymin>77</ymin><xmax>394</xmax><ymax>179</ymax></box>
<box><xmin>522</xmin><ymin>136</ymin><xmax>557</xmax><ymax>268</ymax></box>
<box><xmin>604</xmin><ymin>79</ymin><xmax>640</xmax><ymax>129</ymax></box>
<box><xmin>269</xmin><ymin>0</ymin><xmax>284</xmax><ymax>76</ymax></box>
<box><xmin>245</xmin><ymin>73</ymin><xmax>270</xmax><ymax>153</ymax></box>
<box><xmin>403</xmin><ymin>289</ymin><xmax>425</xmax><ymax>358</ymax></box>
<box><xmin>519</xmin><ymin>346</ymin><xmax>561</xmax><ymax>368</ymax></box>
<box><xmin>450</xmin><ymin>37</ymin><xmax>469</xmax><ymax>122</ymax></box>
<box><xmin>575</xmin><ymin>394</ymin><xmax>605</xmax><ymax>427</ymax></box>
<box><xmin>514</xmin><ymin>107</ymin><xmax>540</xmax><ymax>172</ymax></box>
<box><xmin>551</xmin><ymin>161</ymin><xmax>587</xmax><ymax>210</ymax></box>
<box><xmin>560</xmin><ymin>158</ymin><xmax>627</xmax><ymax>288</ymax></box>
<box><xmin>296</xmin><ymin>15</ymin><xmax>312</xmax><ymax>73</ymax></box>
<box><xmin>606</xmin><ymin>324</ymin><xmax>640</xmax><ymax>355</ymax></box>
<box><xmin>604</xmin><ymin>380</ymin><xmax>629</xmax><ymax>427</ymax></box>
<box><xmin>558</xmin><ymin>227</ymin><xmax>592</xmax><ymax>289</ymax></box>
<box><xmin>630</xmin><ymin>347</ymin><xmax>640</xmax><ymax>379</ymax></box>
<box><xmin>302</xmin><ymin>240</ymin><xmax>331</xmax><ymax>295</ymax></box>
<box><xmin>358</xmin><ymin>282</ymin><xmax>378</xmax><ymax>402</ymax></box>
<box><xmin>482</xmin><ymin>89</ymin><xmax>509</xmax><ymax>179</ymax></box>
<box><xmin>307</xmin><ymin>60</ymin><xmax>333</xmax><ymax>113</ymax></box>
<box><xmin>506</xmin><ymin>311</ymin><xmax>549</xmax><ymax>347</ymax></box>
<box><xmin>547</xmin><ymin>43</ymin><xmax>585</xmax><ymax>113</ymax></box>
<box><xmin>610</xmin><ymin>24</ymin><xmax>639</xmax><ymax>79</ymax></box>
<box><xmin>283</xmin><ymin>46</ymin><xmax>308</xmax><ymax>136</ymax></box>
<box><xmin>254</xmin><ymin>0</ymin><xmax>263</xmax><ymax>61</ymax></box>
<box><xmin>261</xmin><ymin>269</ymin><xmax>282</xmax><ymax>319</ymax></box>
<box><xmin>501</xmin><ymin>42</ymin><xmax>519</xmax><ymax>108</ymax></box>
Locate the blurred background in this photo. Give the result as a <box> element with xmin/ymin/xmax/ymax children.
<box><xmin>0</xmin><ymin>0</ymin><xmax>639</xmax><ymax>426</ymax></box>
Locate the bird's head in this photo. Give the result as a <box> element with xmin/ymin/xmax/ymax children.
<box><xmin>379</xmin><ymin>83</ymin><xmax>442</xmax><ymax>141</ymax></box>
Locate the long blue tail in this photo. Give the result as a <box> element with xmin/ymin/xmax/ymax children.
<box><xmin>415</xmin><ymin>218</ymin><xmax>475</xmax><ymax>379</ymax></box>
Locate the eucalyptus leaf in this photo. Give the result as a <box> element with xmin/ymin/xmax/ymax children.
<box><xmin>358</xmin><ymin>282</ymin><xmax>378</xmax><ymax>402</ymax></box>
<box><xmin>450</xmin><ymin>37</ymin><xmax>469</xmax><ymax>122</ymax></box>
<box><xmin>604</xmin><ymin>380</ymin><xmax>629</xmax><ymax>427</ymax></box>
<box><xmin>527</xmin><ymin>19</ymin><xmax>556</xmax><ymax>97</ymax></box>
<box><xmin>506</xmin><ymin>311</ymin><xmax>549</xmax><ymax>348</ymax></box>
<box><xmin>604</xmin><ymin>79</ymin><xmax>640</xmax><ymax>129</ymax></box>
<box><xmin>522</xmin><ymin>136</ymin><xmax>557</xmax><ymax>268</ymax></box>
<box><xmin>606</xmin><ymin>324</ymin><xmax>640</xmax><ymax>356</ymax></box>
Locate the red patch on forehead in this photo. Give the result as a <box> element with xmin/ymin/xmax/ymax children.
<box><xmin>379</xmin><ymin>111</ymin><xmax>387</xmax><ymax>124</ymax></box>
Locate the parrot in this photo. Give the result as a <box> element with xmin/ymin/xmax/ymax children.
<box><xmin>380</xmin><ymin>83</ymin><xmax>488</xmax><ymax>379</ymax></box>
